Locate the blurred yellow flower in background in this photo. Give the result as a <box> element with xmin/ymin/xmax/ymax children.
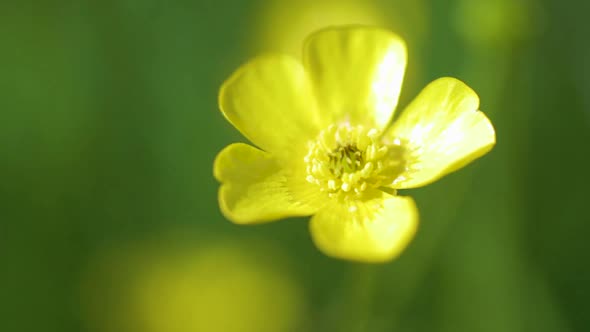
<box><xmin>251</xmin><ymin>0</ymin><xmax>429</xmax><ymax>57</ymax></box>
<box><xmin>80</xmin><ymin>236</ymin><xmax>305</xmax><ymax>332</ymax></box>
<box><xmin>214</xmin><ymin>26</ymin><xmax>496</xmax><ymax>262</ymax></box>
<box><xmin>252</xmin><ymin>0</ymin><xmax>384</xmax><ymax>56</ymax></box>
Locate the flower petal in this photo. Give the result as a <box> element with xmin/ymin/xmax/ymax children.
<box><xmin>219</xmin><ymin>55</ymin><xmax>322</xmax><ymax>160</ymax></box>
<box><xmin>214</xmin><ymin>143</ymin><xmax>320</xmax><ymax>224</ymax></box>
<box><xmin>303</xmin><ymin>26</ymin><xmax>407</xmax><ymax>130</ymax></box>
<box><xmin>309</xmin><ymin>193</ymin><xmax>418</xmax><ymax>262</ymax></box>
<box><xmin>384</xmin><ymin>77</ymin><xmax>496</xmax><ymax>188</ymax></box>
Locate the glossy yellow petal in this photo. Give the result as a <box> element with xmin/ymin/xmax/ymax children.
<box><xmin>303</xmin><ymin>26</ymin><xmax>407</xmax><ymax>130</ymax></box>
<box><xmin>214</xmin><ymin>143</ymin><xmax>319</xmax><ymax>224</ymax></box>
<box><xmin>219</xmin><ymin>55</ymin><xmax>322</xmax><ymax>160</ymax></box>
<box><xmin>309</xmin><ymin>193</ymin><xmax>418</xmax><ymax>262</ymax></box>
<box><xmin>385</xmin><ymin>77</ymin><xmax>496</xmax><ymax>188</ymax></box>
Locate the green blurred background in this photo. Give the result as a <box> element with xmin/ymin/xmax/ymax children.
<box><xmin>2</xmin><ymin>0</ymin><xmax>589</xmax><ymax>331</ymax></box>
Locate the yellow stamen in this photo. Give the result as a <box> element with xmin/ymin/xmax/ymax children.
<box><xmin>305</xmin><ymin>124</ymin><xmax>399</xmax><ymax>198</ymax></box>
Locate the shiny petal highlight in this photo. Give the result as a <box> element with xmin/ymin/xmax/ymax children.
<box><xmin>303</xmin><ymin>26</ymin><xmax>407</xmax><ymax>130</ymax></box>
<box><xmin>385</xmin><ymin>77</ymin><xmax>496</xmax><ymax>188</ymax></box>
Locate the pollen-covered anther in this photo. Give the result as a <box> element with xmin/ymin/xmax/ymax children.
<box><xmin>305</xmin><ymin>124</ymin><xmax>389</xmax><ymax>197</ymax></box>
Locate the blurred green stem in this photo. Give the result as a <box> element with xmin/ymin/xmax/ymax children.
<box><xmin>341</xmin><ymin>263</ymin><xmax>377</xmax><ymax>332</ymax></box>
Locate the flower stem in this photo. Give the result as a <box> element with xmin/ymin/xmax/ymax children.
<box><xmin>341</xmin><ymin>263</ymin><xmax>377</xmax><ymax>332</ymax></box>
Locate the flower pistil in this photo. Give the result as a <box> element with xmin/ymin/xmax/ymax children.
<box><xmin>304</xmin><ymin>124</ymin><xmax>406</xmax><ymax>198</ymax></box>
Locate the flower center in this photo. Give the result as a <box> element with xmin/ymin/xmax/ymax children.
<box><xmin>304</xmin><ymin>124</ymin><xmax>391</xmax><ymax>197</ymax></box>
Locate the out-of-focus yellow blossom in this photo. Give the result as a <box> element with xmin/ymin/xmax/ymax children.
<box><xmin>252</xmin><ymin>0</ymin><xmax>428</xmax><ymax>57</ymax></box>
<box><xmin>80</xmin><ymin>237</ymin><xmax>305</xmax><ymax>332</ymax></box>
<box><xmin>214</xmin><ymin>26</ymin><xmax>496</xmax><ymax>262</ymax></box>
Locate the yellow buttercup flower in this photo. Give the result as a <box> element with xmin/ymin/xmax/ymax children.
<box><xmin>214</xmin><ymin>26</ymin><xmax>496</xmax><ymax>262</ymax></box>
